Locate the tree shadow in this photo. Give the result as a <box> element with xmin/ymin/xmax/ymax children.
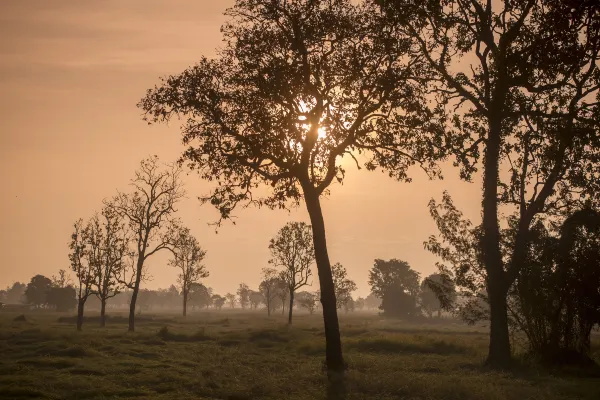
<box><xmin>326</xmin><ymin>370</ymin><xmax>347</xmax><ymax>400</ymax></box>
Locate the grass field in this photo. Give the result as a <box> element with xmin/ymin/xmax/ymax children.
<box><xmin>0</xmin><ymin>310</ymin><xmax>599</xmax><ymax>400</ymax></box>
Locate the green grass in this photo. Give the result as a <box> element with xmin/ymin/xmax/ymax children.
<box><xmin>0</xmin><ymin>311</ymin><xmax>598</xmax><ymax>399</ymax></box>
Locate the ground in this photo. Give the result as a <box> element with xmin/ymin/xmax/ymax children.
<box><xmin>0</xmin><ymin>310</ymin><xmax>598</xmax><ymax>399</ymax></box>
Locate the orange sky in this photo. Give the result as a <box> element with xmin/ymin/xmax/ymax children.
<box><xmin>0</xmin><ymin>0</ymin><xmax>481</xmax><ymax>298</ymax></box>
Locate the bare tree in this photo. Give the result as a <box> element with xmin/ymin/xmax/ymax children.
<box><xmin>107</xmin><ymin>156</ymin><xmax>184</xmax><ymax>332</ymax></box>
<box><xmin>269</xmin><ymin>222</ymin><xmax>314</xmax><ymax>324</ymax></box>
<box><xmin>169</xmin><ymin>226</ymin><xmax>208</xmax><ymax>316</ymax></box>
<box><xmin>92</xmin><ymin>205</ymin><xmax>131</xmax><ymax>327</ymax></box>
<box><xmin>68</xmin><ymin>219</ymin><xmax>96</xmax><ymax>331</ymax></box>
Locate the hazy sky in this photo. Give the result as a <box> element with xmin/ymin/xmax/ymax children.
<box><xmin>0</xmin><ymin>1</ymin><xmax>481</xmax><ymax>297</ymax></box>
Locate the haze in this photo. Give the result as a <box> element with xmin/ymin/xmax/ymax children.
<box><xmin>0</xmin><ymin>0</ymin><xmax>479</xmax><ymax>296</ymax></box>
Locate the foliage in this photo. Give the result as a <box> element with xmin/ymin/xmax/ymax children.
<box><xmin>259</xmin><ymin>268</ymin><xmax>283</xmax><ymax>316</ymax></box>
<box><xmin>237</xmin><ymin>283</ymin><xmax>251</xmax><ymax>309</ymax></box>
<box><xmin>46</xmin><ymin>286</ymin><xmax>76</xmax><ymax>312</ymax></box>
<box><xmin>188</xmin><ymin>283</ymin><xmax>213</xmax><ymax>310</ymax></box>
<box><xmin>331</xmin><ymin>263</ymin><xmax>357</xmax><ymax>309</ymax></box>
<box><xmin>24</xmin><ymin>275</ymin><xmax>52</xmax><ymax>307</ymax></box>
<box><xmin>296</xmin><ymin>291</ymin><xmax>318</xmax><ymax>314</ymax></box>
<box><xmin>422</xmin><ymin>273</ymin><xmax>457</xmax><ymax>318</ymax></box>
<box><xmin>225</xmin><ymin>293</ymin><xmax>236</xmax><ymax>309</ymax></box>
<box><xmin>369</xmin><ymin>259</ymin><xmax>420</xmax><ymax>318</ymax></box>
<box><xmin>212</xmin><ymin>294</ymin><xmax>226</xmax><ymax>310</ymax></box>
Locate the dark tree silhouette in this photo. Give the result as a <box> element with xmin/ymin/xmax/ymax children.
<box><xmin>237</xmin><ymin>283</ymin><xmax>251</xmax><ymax>309</ymax></box>
<box><xmin>25</xmin><ymin>275</ymin><xmax>52</xmax><ymax>308</ymax></box>
<box><xmin>93</xmin><ymin>204</ymin><xmax>131</xmax><ymax>327</ymax></box>
<box><xmin>422</xmin><ymin>273</ymin><xmax>457</xmax><ymax>318</ymax></box>
<box><xmin>269</xmin><ymin>222</ymin><xmax>314</xmax><ymax>324</ymax></box>
<box><xmin>378</xmin><ymin>0</ymin><xmax>600</xmax><ymax>367</ymax></box>
<box><xmin>169</xmin><ymin>226</ymin><xmax>208</xmax><ymax>316</ymax></box>
<box><xmin>69</xmin><ymin>219</ymin><xmax>97</xmax><ymax>330</ymax></box>
<box><xmin>212</xmin><ymin>294</ymin><xmax>226</xmax><ymax>310</ymax></box>
<box><xmin>331</xmin><ymin>263</ymin><xmax>357</xmax><ymax>310</ymax></box>
<box><xmin>368</xmin><ymin>259</ymin><xmax>420</xmax><ymax>318</ymax></box>
<box><xmin>139</xmin><ymin>0</ymin><xmax>443</xmax><ymax>372</ymax></box>
<box><xmin>108</xmin><ymin>157</ymin><xmax>184</xmax><ymax>332</ymax></box>
<box><xmin>259</xmin><ymin>268</ymin><xmax>281</xmax><ymax>316</ymax></box>
<box><xmin>297</xmin><ymin>291</ymin><xmax>318</xmax><ymax>314</ymax></box>
<box><xmin>46</xmin><ymin>286</ymin><xmax>76</xmax><ymax>312</ymax></box>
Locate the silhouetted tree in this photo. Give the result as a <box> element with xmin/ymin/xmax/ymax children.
<box><xmin>212</xmin><ymin>294</ymin><xmax>226</xmax><ymax>310</ymax></box>
<box><xmin>297</xmin><ymin>291</ymin><xmax>318</xmax><ymax>314</ymax></box>
<box><xmin>188</xmin><ymin>283</ymin><xmax>212</xmax><ymax>310</ymax></box>
<box><xmin>364</xmin><ymin>293</ymin><xmax>381</xmax><ymax>311</ymax></box>
<box><xmin>422</xmin><ymin>273</ymin><xmax>457</xmax><ymax>318</ymax></box>
<box><xmin>369</xmin><ymin>259</ymin><xmax>420</xmax><ymax>318</ymax></box>
<box><xmin>51</xmin><ymin>269</ymin><xmax>72</xmax><ymax>289</ymax></box>
<box><xmin>225</xmin><ymin>293</ymin><xmax>236</xmax><ymax>309</ymax></box>
<box><xmin>108</xmin><ymin>157</ymin><xmax>184</xmax><ymax>331</ymax></box>
<box><xmin>3</xmin><ymin>282</ymin><xmax>26</xmax><ymax>304</ymax></box>
<box><xmin>69</xmin><ymin>218</ymin><xmax>97</xmax><ymax>330</ymax></box>
<box><xmin>25</xmin><ymin>275</ymin><xmax>52</xmax><ymax>308</ymax></box>
<box><xmin>169</xmin><ymin>226</ymin><xmax>208</xmax><ymax>316</ymax></box>
<box><xmin>331</xmin><ymin>263</ymin><xmax>357</xmax><ymax>310</ymax></box>
<box><xmin>270</xmin><ymin>222</ymin><xmax>314</xmax><ymax>324</ymax></box>
<box><xmin>237</xmin><ymin>283</ymin><xmax>250</xmax><ymax>309</ymax></box>
<box><xmin>259</xmin><ymin>268</ymin><xmax>281</xmax><ymax>316</ymax></box>
<box><xmin>140</xmin><ymin>0</ymin><xmax>443</xmax><ymax>372</ymax></box>
<box><xmin>94</xmin><ymin>204</ymin><xmax>131</xmax><ymax>327</ymax></box>
<box><xmin>249</xmin><ymin>290</ymin><xmax>263</xmax><ymax>310</ymax></box>
<box><xmin>355</xmin><ymin>297</ymin><xmax>365</xmax><ymax>311</ymax></box>
<box><xmin>46</xmin><ymin>285</ymin><xmax>76</xmax><ymax>312</ymax></box>
<box><xmin>377</xmin><ymin>0</ymin><xmax>600</xmax><ymax>367</ymax></box>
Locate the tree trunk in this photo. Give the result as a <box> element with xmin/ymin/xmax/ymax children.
<box><xmin>304</xmin><ymin>190</ymin><xmax>344</xmax><ymax>372</ymax></box>
<box><xmin>437</xmin><ymin>310</ymin><xmax>441</xmax><ymax>318</ymax></box>
<box><xmin>282</xmin><ymin>299</ymin><xmax>285</xmax><ymax>315</ymax></box>
<box><xmin>100</xmin><ymin>298</ymin><xmax>107</xmax><ymax>327</ymax></box>
<box><xmin>128</xmin><ymin>257</ymin><xmax>144</xmax><ymax>332</ymax></box>
<box><xmin>482</xmin><ymin>119</ymin><xmax>511</xmax><ymax>369</ymax></box>
<box><xmin>288</xmin><ymin>290</ymin><xmax>294</xmax><ymax>324</ymax></box>
<box><xmin>183</xmin><ymin>289</ymin><xmax>187</xmax><ymax>317</ymax></box>
<box><xmin>76</xmin><ymin>299</ymin><xmax>85</xmax><ymax>331</ymax></box>
<box><xmin>267</xmin><ymin>297</ymin><xmax>271</xmax><ymax>317</ymax></box>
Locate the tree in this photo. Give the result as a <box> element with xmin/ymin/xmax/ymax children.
<box><xmin>140</xmin><ymin>0</ymin><xmax>443</xmax><ymax>372</ymax></box>
<box><xmin>25</xmin><ymin>275</ymin><xmax>52</xmax><ymax>308</ymax></box>
<box><xmin>212</xmin><ymin>294</ymin><xmax>226</xmax><ymax>310</ymax></box>
<box><xmin>4</xmin><ymin>282</ymin><xmax>26</xmax><ymax>304</ymax></box>
<box><xmin>297</xmin><ymin>291</ymin><xmax>318</xmax><ymax>314</ymax></box>
<box><xmin>69</xmin><ymin>218</ymin><xmax>97</xmax><ymax>330</ymax></box>
<box><xmin>225</xmin><ymin>293</ymin><xmax>236</xmax><ymax>309</ymax></box>
<box><xmin>169</xmin><ymin>226</ymin><xmax>208</xmax><ymax>316</ymax></box>
<box><xmin>188</xmin><ymin>283</ymin><xmax>212</xmax><ymax>310</ymax></box>
<box><xmin>51</xmin><ymin>269</ymin><xmax>72</xmax><ymax>289</ymax></box>
<box><xmin>331</xmin><ymin>263</ymin><xmax>357</xmax><ymax>310</ymax></box>
<box><xmin>236</xmin><ymin>283</ymin><xmax>250</xmax><ymax>309</ymax></box>
<box><xmin>355</xmin><ymin>297</ymin><xmax>365</xmax><ymax>311</ymax></box>
<box><xmin>94</xmin><ymin>204</ymin><xmax>132</xmax><ymax>327</ymax></box>
<box><xmin>343</xmin><ymin>297</ymin><xmax>355</xmax><ymax>313</ymax></box>
<box><xmin>259</xmin><ymin>268</ymin><xmax>281</xmax><ymax>316</ymax></box>
<box><xmin>364</xmin><ymin>293</ymin><xmax>381</xmax><ymax>311</ymax></box>
<box><xmin>108</xmin><ymin>156</ymin><xmax>184</xmax><ymax>331</ymax></box>
<box><xmin>378</xmin><ymin>0</ymin><xmax>600</xmax><ymax>367</ymax></box>
<box><xmin>248</xmin><ymin>290</ymin><xmax>263</xmax><ymax>310</ymax></box>
<box><xmin>46</xmin><ymin>286</ymin><xmax>76</xmax><ymax>312</ymax></box>
<box><xmin>269</xmin><ymin>222</ymin><xmax>314</xmax><ymax>324</ymax></box>
<box><xmin>275</xmin><ymin>279</ymin><xmax>289</xmax><ymax>316</ymax></box>
<box><xmin>421</xmin><ymin>273</ymin><xmax>457</xmax><ymax>318</ymax></box>
<box><xmin>368</xmin><ymin>259</ymin><xmax>420</xmax><ymax>318</ymax></box>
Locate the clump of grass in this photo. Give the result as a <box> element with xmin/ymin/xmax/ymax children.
<box><xmin>13</xmin><ymin>314</ymin><xmax>27</xmax><ymax>322</ymax></box>
<box><xmin>248</xmin><ymin>329</ymin><xmax>289</xmax><ymax>343</ymax></box>
<box><xmin>346</xmin><ymin>337</ymin><xmax>470</xmax><ymax>355</ymax></box>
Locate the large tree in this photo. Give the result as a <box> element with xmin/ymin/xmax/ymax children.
<box><xmin>377</xmin><ymin>0</ymin><xmax>600</xmax><ymax>367</ymax></box>
<box><xmin>225</xmin><ymin>293</ymin><xmax>236</xmax><ymax>309</ymax></box>
<box><xmin>169</xmin><ymin>226</ymin><xmax>209</xmax><ymax>316</ymax></box>
<box><xmin>368</xmin><ymin>259</ymin><xmax>420</xmax><ymax>317</ymax></box>
<box><xmin>108</xmin><ymin>156</ymin><xmax>184</xmax><ymax>331</ymax></box>
<box><xmin>139</xmin><ymin>0</ymin><xmax>442</xmax><ymax>371</ymax></box>
<box><xmin>25</xmin><ymin>275</ymin><xmax>52</xmax><ymax>308</ymax></box>
<box><xmin>237</xmin><ymin>283</ymin><xmax>251</xmax><ymax>309</ymax></box>
<box><xmin>269</xmin><ymin>222</ymin><xmax>314</xmax><ymax>324</ymax></box>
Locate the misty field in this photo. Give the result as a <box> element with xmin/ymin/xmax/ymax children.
<box><xmin>0</xmin><ymin>311</ymin><xmax>598</xmax><ymax>400</ymax></box>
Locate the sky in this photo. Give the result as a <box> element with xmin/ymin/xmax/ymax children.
<box><xmin>0</xmin><ymin>0</ymin><xmax>481</xmax><ymax>298</ymax></box>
